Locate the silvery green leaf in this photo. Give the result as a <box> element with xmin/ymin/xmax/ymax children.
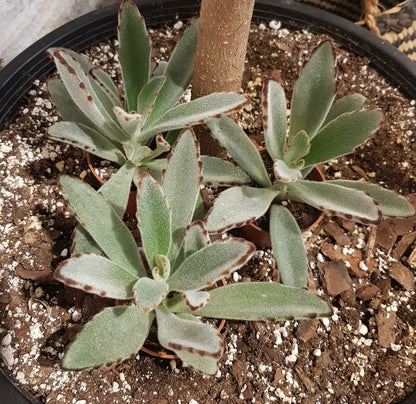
<box><xmin>134</xmin><ymin>277</ymin><xmax>169</xmax><ymax>313</ymax></box>
<box><xmin>322</xmin><ymin>93</ymin><xmax>366</xmax><ymax>127</ymax></box>
<box><xmin>142</xmin><ymin>93</ymin><xmax>247</xmax><ymax>142</ymax></box>
<box><xmin>54</xmin><ymin>253</ymin><xmax>137</xmax><ymax>299</ymax></box>
<box><xmin>205</xmin><ymin>186</ymin><xmax>279</xmax><ymax>233</ymax></box>
<box><xmin>183</xmin><ymin>221</ymin><xmax>210</xmax><ymax>259</ymax></box>
<box><xmin>60</xmin><ymin>176</ymin><xmax>146</xmax><ymax>277</ymax></box>
<box><xmin>72</xmin><ymin>161</ymin><xmax>136</xmax><ymax>254</ymax></box>
<box><xmin>325</xmin><ymin>180</ymin><xmax>415</xmax><ymax>217</ymax></box>
<box><xmin>147</xmin><ymin>19</ymin><xmax>199</xmax><ymax>123</ymax></box>
<box><xmin>48</xmin><ymin>79</ymin><xmax>96</xmax><ymax>128</ymax></box>
<box><xmin>286</xmin><ymin>180</ymin><xmax>382</xmax><ymax>224</ymax></box>
<box><xmin>97</xmin><ymin>160</ymin><xmax>136</xmax><ymax>218</ymax></box>
<box><xmin>168</xmin><ymin>238</ymin><xmax>255</xmax><ymax>292</ymax></box>
<box><xmin>182</xmin><ymin>290</ymin><xmax>211</xmax><ymax>311</ymax></box>
<box><xmin>61</xmin><ymin>306</ymin><xmax>152</xmax><ymax>369</ymax></box>
<box><xmin>207</xmin><ymin>116</ymin><xmax>272</xmax><ymax>188</ymax></box>
<box><xmin>303</xmin><ymin>109</ymin><xmax>383</xmax><ymax>167</ymax></box>
<box><xmin>72</xmin><ymin>225</ymin><xmax>102</xmax><ymax>255</ymax></box>
<box><xmin>156</xmin><ymin>305</ymin><xmax>223</xmax><ymax>375</ymax></box>
<box><xmin>270</xmin><ymin>204</ymin><xmax>308</xmax><ymax>288</ymax></box>
<box><xmin>136</xmin><ymin>76</ymin><xmax>166</xmax><ymax>119</ymax></box>
<box><xmin>118</xmin><ymin>0</ymin><xmax>151</xmax><ymax>111</ymax></box>
<box><xmin>201</xmin><ymin>156</ymin><xmax>251</xmax><ymax>186</ymax></box>
<box><xmin>47</xmin><ymin>48</ymin><xmax>127</xmax><ymax>143</ymax></box>
<box><xmin>262</xmin><ymin>78</ymin><xmax>287</xmax><ymax>160</ymax></box>
<box><xmin>123</xmin><ymin>144</ymin><xmax>152</xmax><ymax>165</ymax></box>
<box><xmin>163</xmin><ymin>129</ymin><xmax>202</xmax><ymax>262</ymax></box>
<box><xmin>151</xmin><ymin>60</ymin><xmax>168</xmax><ymax>78</ymax></box>
<box><xmin>153</xmin><ymin>255</ymin><xmax>171</xmax><ymax>280</ymax></box>
<box><xmin>273</xmin><ymin>159</ymin><xmax>303</xmax><ymax>183</ymax></box>
<box><xmin>136</xmin><ymin>173</ymin><xmax>171</xmax><ymax>268</ymax></box>
<box><xmin>143</xmin><ymin>135</ymin><xmax>170</xmax><ymax>161</ymax></box>
<box><xmin>169</xmin><ymin>283</ymin><xmax>330</xmax><ymax>320</ymax></box>
<box><xmin>88</xmin><ymin>66</ymin><xmax>121</xmax><ymax>108</ymax></box>
<box><xmin>63</xmin><ymin>48</ymin><xmax>121</xmax><ymax>109</ymax></box>
<box><xmin>134</xmin><ymin>160</ymin><xmax>167</xmax><ymax>185</ymax></box>
<box><xmin>283</xmin><ymin>130</ymin><xmax>310</xmax><ymax>167</ymax></box>
<box><xmin>48</xmin><ymin>122</ymin><xmax>125</xmax><ymax>165</ymax></box>
<box><xmin>113</xmin><ymin>106</ymin><xmax>145</xmax><ymax>137</ymax></box>
<box><xmin>288</xmin><ymin>41</ymin><xmax>335</xmax><ymax>141</ymax></box>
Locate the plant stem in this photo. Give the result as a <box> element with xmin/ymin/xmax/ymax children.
<box><xmin>192</xmin><ymin>0</ymin><xmax>255</xmax><ymax>98</ymax></box>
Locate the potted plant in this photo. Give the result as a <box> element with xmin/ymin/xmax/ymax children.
<box><xmin>1</xmin><ymin>1</ymin><xmax>416</xmax><ymax>403</ymax></box>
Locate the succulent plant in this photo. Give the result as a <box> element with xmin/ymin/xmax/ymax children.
<box><xmin>47</xmin><ymin>0</ymin><xmax>247</xmax><ymax>186</ymax></box>
<box><xmin>55</xmin><ymin>129</ymin><xmax>330</xmax><ymax>374</ymax></box>
<box><xmin>204</xmin><ymin>41</ymin><xmax>415</xmax><ymax>288</ymax></box>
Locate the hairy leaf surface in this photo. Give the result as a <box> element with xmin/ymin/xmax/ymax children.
<box><xmin>270</xmin><ymin>205</ymin><xmax>308</xmax><ymax>288</ymax></box>
<box><xmin>207</xmin><ymin>116</ymin><xmax>272</xmax><ymax>188</ymax></box>
<box><xmin>61</xmin><ymin>306</ymin><xmax>152</xmax><ymax>369</ymax></box>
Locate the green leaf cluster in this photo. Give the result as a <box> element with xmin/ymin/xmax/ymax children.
<box><xmin>205</xmin><ymin>41</ymin><xmax>414</xmax><ymax>288</ymax></box>
<box><xmin>56</xmin><ymin>129</ymin><xmax>330</xmax><ymax>374</ymax></box>
<box><xmin>47</xmin><ymin>0</ymin><xmax>247</xmax><ymax>188</ymax></box>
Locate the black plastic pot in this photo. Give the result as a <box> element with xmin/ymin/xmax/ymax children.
<box><xmin>0</xmin><ymin>0</ymin><xmax>415</xmax><ymax>402</ymax></box>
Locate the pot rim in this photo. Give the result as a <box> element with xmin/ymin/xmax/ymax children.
<box><xmin>1</xmin><ymin>1</ymin><xmax>415</xmax><ymax>403</ymax></box>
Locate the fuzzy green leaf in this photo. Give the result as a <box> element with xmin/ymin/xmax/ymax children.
<box><xmin>183</xmin><ymin>221</ymin><xmax>210</xmax><ymax>259</ymax></box>
<box><xmin>134</xmin><ymin>277</ymin><xmax>169</xmax><ymax>312</ymax></box>
<box><xmin>113</xmin><ymin>107</ymin><xmax>144</xmax><ymax>138</ymax></box>
<box><xmin>262</xmin><ymin>78</ymin><xmax>287</xmax><ymax>160</ymax></box>
<box><xmin>47</xmin><ymin>48</ymin><xmax>127</xmax><ymax>143</ymax></box>
<box><xmin>156</xmin><ymin>305</ymin><xmax>223</xmax><ymax>375</ymax></box>
<box><xmin>207</xmin><ymin>116</ymin><xmax>272</xmax><ymax>188</ymax></box>
<box><xmin>135</xmin><ymin>159</ymin><xmax>167</xmax><ymax>184</ymax></box>
<box><xmin>163</xmin><ymin>129</ymin><xmax>201</xmax><ymax>262</ymax></box>
<box><xmin>48</xmin><ymin>79</ymin><xmax>96</xmax><ymax>127</ymax></box>
<box><xmin>326</xmin><ymin>180</ymin><xmax>415</xmax><ymax>217</ymax></box>
<box><xmin>168</xmin><ymin>238</ymin><xmax>255</xmax><ymax>292</ymax></box>
<box><xmin>145</xmin><ymin>135</ymin><xmax>171</xmax><ymax>161</ymax></box>
<box><xmin>273</xmin><ymin>159</ymin><xmax>303</xmax><ymax>183</ymax></box>
<box><xmin>88</xmin><ymin>66</ymin><xmax>121</xmax><ymax>108</ymax></box>
<box><xmin>118</xmin><ymin>0</ymin><xmax>151</xmax><ymax>111</ymax></box>
<box><xmin>48</xmin><ymin>122</ymin><xmax>125</xmax><ymax>165</ymax></box>
<box><xmin>60</xmin><ymin>176</ymin><xmax>146</xmax><ymax>277</ymax></box>
<box><xmin>136</xmin><ymin>76</ymin><xmax>166</xmax><ymax>120</ymax></box>
<box><xmin>270</xmin><ymin>204</ymin><xmax>308</xmax><ymax>288</ymax></box>
<box><xmin>142</xmin><ymin>93</ymin><xmax>247</xmax><ymax>142</ymax></box>
<box><xmin>287</xmin><ymin>180</ymin><xmax>382</xmax><ymax>224</ymax></box>
<box><xmin>72</xmin><ymin>162</ymin><xmax>135</xmax><ymax>254</ymax></box>
<box><xmin>323</xmin><ymin>93</ymin><xmax>366</xmax><ymax>126</ymax></box>
<box><xmin>205</xmin><ymin>186</ymin><xmax>279</xmax><ymax>233</ymax></box>
<box><xmin>201</xmin><ymin>156</ymin><xmax>251</xmax><ymax>186</ymax></box>
<box><xmin>123</xmin><ymin>144</ymin><xmax>152</xmax><ymax>165</ymax></box>
<box><xmin>153</xmin><ymin>255</ymin><xmax>171</xmax><ymax>280</ymax></box>
<box><xmin>288</xmin><ymin>41</ymin><xmax>335</xmax><ymax>141</ymax></box>
<box><xmin>182</xmin><ymin>290</ymin><xmax>211</xmax><ymax>311</ymax></box>
<box><xmin>147</xmin><ymin>19</ymin><xmax>199</xmax><ymax>123</ymax></box>
<box><xmin>61</xmin><ymin>306</ymin><xmax>152</xmax><ymax>369</ymax></box>
<box><xmin>64</xmin><ymin>48</ymin><xmax>121</xmax><ymax>109</ymax></box>
<box><xmin>169</xmin><ymin>283</ymin><xmax>331</xmax><ymax>320</ymax></box>
<box><xmin>303</xmin><ymin>109</ymin><xmax>383</xmax><ymax>167</ymax></box>
<box><xmin>55</xmin><ymin>254</ymin><xmax>137</xmax><ymax>299</ymax></box>
<box><xmin>151</xmin><ymin>60</ymin><xmax>168</xmax><ymax>78</ymax></box>
<box><xmin>136</xmin><ymin>173</ymin><xmax>171</xmax><ymax>268</ymax></box>
<box><xmin>284</xmin><ymin>130</ymin><xmax>310</xmax><ymax>167</ymax></box>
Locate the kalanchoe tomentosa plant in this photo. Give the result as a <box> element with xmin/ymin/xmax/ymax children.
<box><xmin>47</xmin><ymin>0</ymin><xmax>247</xmax><ymax>185</ymax></box>
<box><xmin>204</xmin><ymin>41</ymin><xmax>415</xmax><ymax>288</ymax></box>
<box><xmin>54</xmin><ymin>129</ymin><xmax>330</xmax><ymax>374</ymax></box>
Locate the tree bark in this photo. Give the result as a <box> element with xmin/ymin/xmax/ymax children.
<box><xmin>192</xmin><ymin>0</ymin><xmax>255</xmax><ymax>98</ymax></box>
<box><xmin>192</xmin><ymin>0</ymin><xmax>254</xmax><ymax>155</ymax></box>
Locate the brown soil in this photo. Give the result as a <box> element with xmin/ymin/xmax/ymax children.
<box><xmin>1</xmin><ymin>21</ymin><xmax>416</xmax><ymax>404</ymax></box>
